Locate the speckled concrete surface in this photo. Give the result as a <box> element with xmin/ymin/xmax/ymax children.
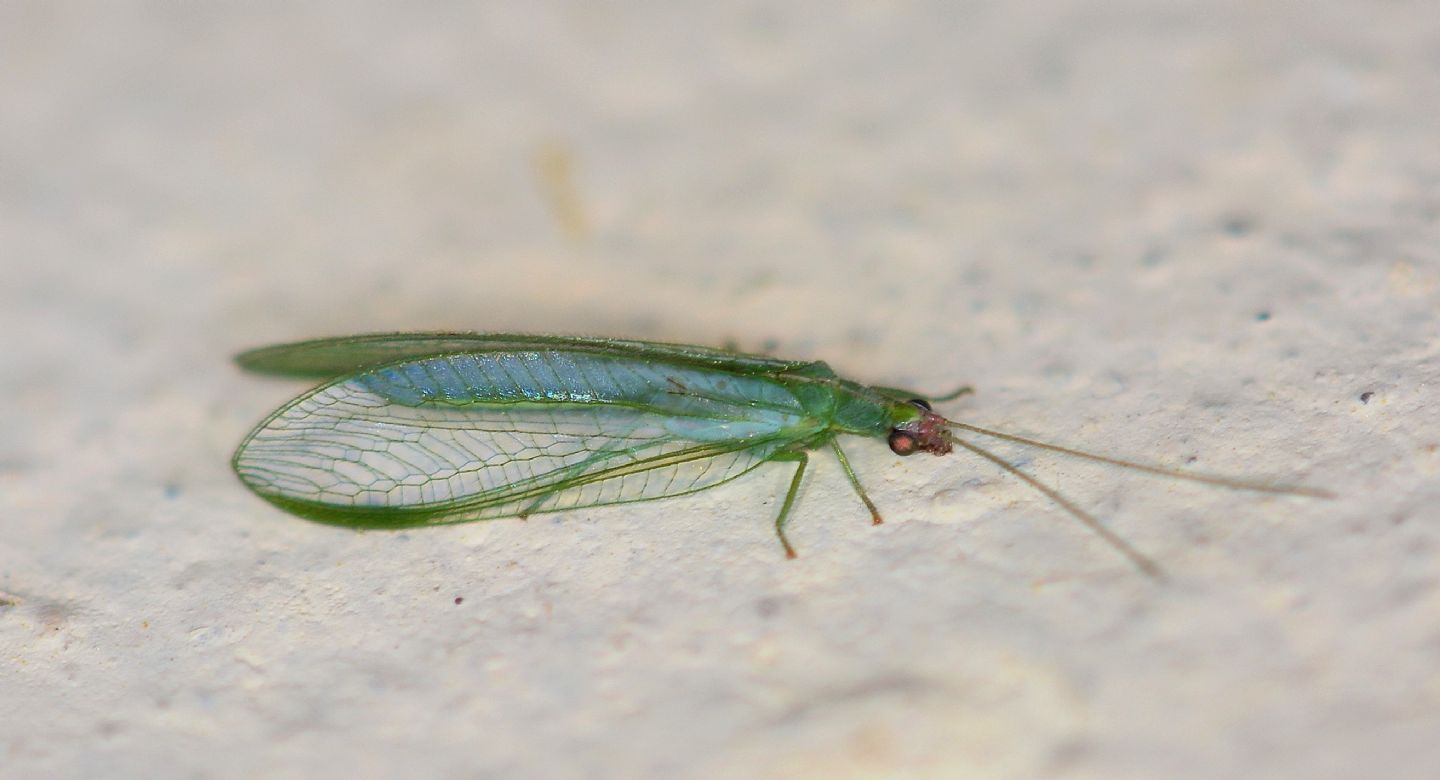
<box><xmin>3</xmin><ymin>2</ymin><xmax>1438</xmax><ymax>778</ymax></box>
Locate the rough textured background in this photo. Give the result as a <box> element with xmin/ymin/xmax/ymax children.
<box><xmin>3</xmin><ymin>2</ymin><xmax>1437</xmax><ymax>778</ymax></box>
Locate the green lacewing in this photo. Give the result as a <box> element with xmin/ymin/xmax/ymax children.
<box><xmin>232</xmin><ymin>332</ymin><xmax>1329</xmax><ymax>577</ymax></box>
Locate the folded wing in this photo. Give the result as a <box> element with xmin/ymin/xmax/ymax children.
<box><xmin>233</xmin><ymin>349</ymin><xmax>819</xmax><ymax>527</ymax></box>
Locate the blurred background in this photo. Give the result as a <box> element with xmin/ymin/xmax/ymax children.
<box><xmin>3</xmin><ymin>2</ymin><xmax>1438</xmax><ymax>778</ymax></box>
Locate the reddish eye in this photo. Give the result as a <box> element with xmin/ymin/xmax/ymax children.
<box><xmin>888</xmin><ymin>430</ymin><xmax>918</xmax><ymax>456</ymax></box>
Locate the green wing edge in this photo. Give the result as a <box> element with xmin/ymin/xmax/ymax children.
<box><xmin>243</xmin><ymin>436</ymin><xmax>794</xmax><ymax>530</ymax></box>
<box><xmin>235</xmin><ymin>332</ymin><xmax>819</xmax><ymax>380</ymax></box>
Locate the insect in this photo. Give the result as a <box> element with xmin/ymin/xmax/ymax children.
<box><xmin>232</xmin><ymin>332</ymin><xmax>1329</xmax><ymax>577</ymax></box>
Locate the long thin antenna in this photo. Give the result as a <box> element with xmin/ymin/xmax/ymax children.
<box><xmin>947</xmin><ymin>433</ymin><xmax>1165</xmax><ymax>580</ymax></box>
<box><xmin>944</xmin><ymin>419</ymin><xmax>1333</xmax><ymax>498</ymax></box>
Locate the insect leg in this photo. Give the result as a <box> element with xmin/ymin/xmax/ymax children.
<box><xmin>516</xmin><ymin>491</ymin><xmax>552</xmax><ymax>519</ymax></box>
<box><xmin>768</xmin><ymin>451</ymin><xmax>809</xmax><ymax>559</ymax></box>
<box><xmin>929</xmin><ymin>384</ymin><xmax>975</xmax><ymax>403</ymax></box>
<box><xmin>828</xmin><ymin>439</ymin><xmax>884</xmax><ymax>525</ymax></box>
<box><xmin>869</xmin><ymin>384</ymin><xmax>974</xmax><ymax>405</ymax></box>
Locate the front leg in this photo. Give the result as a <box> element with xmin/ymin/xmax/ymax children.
<box><xmin>828</xmin><ymin>439</ymin><xmax>884</xmax><ymax>525</ymax></box>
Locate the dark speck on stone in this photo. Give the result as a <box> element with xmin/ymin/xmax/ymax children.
<box><xmin>1223</xmin><ymin>216</ymin><xmax>1255</xmax><ymax>236</ymax></box>
<box><xmin>1360</xmin><ymin>392</ymin><xmax>1374</xmax><ymax>404</ymax></box>
<box><xmin>454</xmin><ymin>597</ymin><xmax>464</xmax><ymax>605</ymax></box>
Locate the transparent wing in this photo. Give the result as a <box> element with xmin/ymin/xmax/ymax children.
<box><xmin>233</xmin><ymin>350</ymin><xmax>818</xmax><ymax>528</ymax></box>
<box><xmin>235</xmin><ymin>332</ymin><xmax>816</xmax><ymax>380</ymax></box>
<box><xmin>508</xmin><ymin>440</ymin><xmax>782</xmax><ymax>519</ymax></box>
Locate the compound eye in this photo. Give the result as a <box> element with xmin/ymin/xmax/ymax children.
<box><xmin>888</xmin><ymin>430</ymin><xmax>918</xmax><ymax>456</ymax></box>
<box><xmin>907</xmin><ymin>398</ymin><xmax>932</xmax><ymax>411</ymax></box>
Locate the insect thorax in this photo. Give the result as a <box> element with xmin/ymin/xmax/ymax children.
<box><xmin>826</xmin><ymin>383</ymin><xmax>898</xmax><ymax>437</ymax></box>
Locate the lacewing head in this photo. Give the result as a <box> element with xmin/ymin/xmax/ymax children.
<box><xmin>886</xmin><ymin>399</ymin><xmax>953</xmax><ymax>457</ymax></box>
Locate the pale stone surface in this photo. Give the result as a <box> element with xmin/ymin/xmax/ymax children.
<box><xmin>3</xmin><ymin>2</ymin><xmax>1437</xmax><ymax>778</ymax></box>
